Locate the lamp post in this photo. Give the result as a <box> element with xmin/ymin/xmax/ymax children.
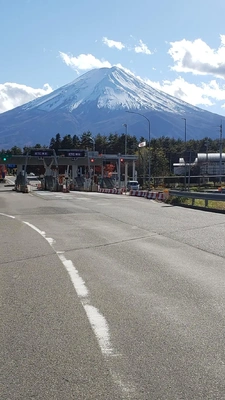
<box><xmin>126</xmin><ymin>111</ymin><xmax>151</xmax><ymax>188</ymax></box>
<box><xmin>122</xmin><ymin>123</ymin><xmax>128</xmax><ymax>155</ymax></box>
<box><xmin>89</xmin><ymin>136</ymin><xmax>95</xmax><ymax>184</ymax></box>
<box><xmin>122</xmin><ymin>123</ymin><xmax>128</xmax><ymax>191</ymax></box>
<box><xmin>205</xmin><ymin>139</ymin><xmax>209</xmax><ymax>175</ymax></box>
<box><xmin>91</xmin><ymin>136</ymin><xmax>95</xmax><ymax>152</ymax></box>
<box><xmin>181</xmin><ymin>117</ymin><xmax>187</xmax><ymax>190</ymax></box>
<box><xmin>181</xmin><ymin>117</ymin><xmax>187</xmax><ymax>143</ymax></box>
<box><xmin>219</xmin><ymin>123</ymin><xmax>223</xmax><ymax>186</ymax></box>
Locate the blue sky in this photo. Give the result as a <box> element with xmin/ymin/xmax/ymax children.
<box><xmin>0</xmin><ymin>0</ymin><xmax>225</xmax><ymax>116</ymax></box>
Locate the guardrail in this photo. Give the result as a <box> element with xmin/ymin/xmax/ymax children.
<box><xmin>169</xmin><ymin>190</ymin><xmax>225</xmax><ymax>206</ymax></box>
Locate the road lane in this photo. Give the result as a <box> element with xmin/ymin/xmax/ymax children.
<box><xmin>1</xmin><ymin>189</ymin><xmax>225</xmax><ymax>399</ymax></box>
<box><xmin>70</xmin><ymin>234</ymin><xmax>225</xmax><ymax>398</ymax></box>
<box><xmin>1</xmin><ymin>215</ymin><xmax>123</xmax><ymax>399</ymax></box>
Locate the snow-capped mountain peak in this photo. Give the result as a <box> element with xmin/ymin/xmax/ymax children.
<box><xmin>1</xmin><ymin>66</ymin><xmax>224</xmax><ymax>149</ymax></box>
<box><xmin>22</xmin><ymin>66</ymin><xmax>199</xmax><ymax>114</ymax></box>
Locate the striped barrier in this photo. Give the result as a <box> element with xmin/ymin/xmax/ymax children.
<box><xmin>158</xmin><ymin>192</ymin><xmax>164</xmax><ymax>201</ymax></box>
<box><xmin>129</xmin><ymin>190</ymin><xmax>166</xmax><ymax>201</ymax></box>
<box><xmin>130</xmin><ymin>190</ymin><xmax>148</xmax><ymax>197</ymax></box>
<box><xmin>98</xmin><ymin>188</ymin><xmax>124</xmax><ymax>194</ymax></box>
<box><xmin>98</xmin><ymin>188</ymin><xmax>166</xmax><ymax>201</ymax></box>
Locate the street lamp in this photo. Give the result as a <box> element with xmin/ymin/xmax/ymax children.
<box><xmin>90</xmin><ymin>136</ymin><xmax>95</xmax><ymax>152</ymax></box>
<box><xmin>122</xmin><ymin>123</ymin><xmax>128</xmax><ymax>155</ymax></box>
<box><xmin>181</xmin><ymin>117</ymin><xmax>187</xmax><ymax>143</ymax></box>
<box><xmin>126</xmin><ymin>111</ymin><xmax>151</xmax><ymax>188</ymax></box>
<box><xmin>181</xmin><ymin>117</ymin><xmax>187</xmax><ymax>190</ymax></box>
<box><xmin>219</xmin><ymin>123</ymin><xmax>223</xmax><ymax>186</ymax></box>
<box><xmin>89</xmin><ymin>136</ymin><xmax>96</xmax><ymax>185</ymax></box>
<box><xmin>122</xmin><ymin>123</ymin><xmax>128</xmax><ymax>191</ymax></box>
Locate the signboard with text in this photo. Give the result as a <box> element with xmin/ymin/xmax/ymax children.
<box><xmin>62</xmin><ymin>150</ymin><xmax>85</xmax><ymax>158</ymax></box>
<box><xmin>30</xmin><ymin>150</ymin><xmax>53</xmax><ymax>157</ymax></box>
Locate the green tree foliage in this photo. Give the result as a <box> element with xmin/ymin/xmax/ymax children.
<box><xmin>80</xmin><ymin>131</ymin><xmax>94</xmax><ymax>149</ymax></box>
<box><xmin>1</xmin><ymin>132</ymin><xmax>225</xmax><ymax>178</ymax></box>
<box><xmin>10</xmin><ymin>146</ymin><xmax>22</xmax><ymax>155</ymax></box>
<box><xmin>95</xmin><ymin>133</ymin><xmax>108</xmax><ymax>153</ymax></box>
<box><xmin>49</xmin><ymin>133</ymin><xmax>61</xmax><ymax>150</ymax></box>
<box><xmin>151</xmin><ymin>147</ymin><xmax>169</xmax><ymax>176</ymax></box>
<box><xmin>61</xmin><ymin>134</ymin><xmax>73</xmax><ymax>149</ymax></box>
<box><xmin>72</xmin><ymin>135</ymin><xmax>80</xmax><ymax>148</ymax></box>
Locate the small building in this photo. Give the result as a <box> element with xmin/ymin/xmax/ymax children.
<box><xmin>173</xmin><ymin>153</ymin><xmax>225</xmax><ymax>176</ymax></box>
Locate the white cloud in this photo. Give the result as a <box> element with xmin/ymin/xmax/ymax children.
<box><xmin>59</xmin><ymin>50</ymin><xmax>225</xmax><ymax>112</ymax></box>
<box><xmin>168</xmin><ymin>35</ymin><xmax>225</xmax><ymax>79</ymax></box>
<box><xmin>0</xmin><ymin>82</ymin><xmax>52</xmax><ymax>113</ymax></box>
<box><xmin>102</xmin><ymin>37</ymin><xmax>125</xmax><ymax>50</ymax></box>
<box><xmin>114</xmin><ymin>63</ymin><xmax>134</xmax><ymax>75</ymax></box>
<box><xmin>59</xmin><ymin>51</ymin><xmax>136</xmax><ymax>76</ymax></box>
<box><xmin>134</xmin><ymin>40</ymin><xmax>152</xmax><ymax>55</ymax></box>
<box><xmin>59</xmin><ymin>51</ymin><xmax>111</xmax><ymax>73</ymax></box>
<box><xmin>144</xmin><ymin>76</ymin><xmax>225</xmax><ymax>108</ymax></box>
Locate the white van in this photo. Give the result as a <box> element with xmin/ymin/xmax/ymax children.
<box><xmin>127</xmin><ymin>181</ymin><xmax>139</xmax><ymax>191</ymax></box>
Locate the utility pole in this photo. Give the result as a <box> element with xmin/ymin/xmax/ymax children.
<box><xmin>148</xmin><ymin>119</ymin><xmax>151</xmax><ymax>189</ymax></box>
<box><xmin>122</xmin><ymin>123</ymin><xmax>128</xmax><ymax>191</ymax></box>
<box><xmin>118</xmin><ymin>154</ymin><xmax>121</xmax><ymax>189</ymax></box>
<box><xmin>182</xmin><ymin>117</ymin><xmax>187</xmax><ymax>190</ymax></box>
<box><xmin>188</xmin><ymin>151</ymin><xmax>191</xmax><ymax>191</ymax></box>
<box><xmin>219</xmin><ymin>123</ymin><xmax>223</xmax><ymax>185</ymax></box>
<box><xmin>205</xmin><ymin>139</ymin><xmax>209</xmax><ymax>175</ymax></box>
<box><xmin>123</xmin><ymin>124</ymin><xmax>128</xmax><ymax>156</ymax></box>
<box><xmin>126</xmin><ymin>111</ymin><xmax>151</xmax><ymax>189</ymax></box>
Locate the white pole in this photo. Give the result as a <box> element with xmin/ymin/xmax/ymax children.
<box><xmin>219</xmin><ymin>123</ymin><xmax>222</xmax><ymax>185</ymax></box>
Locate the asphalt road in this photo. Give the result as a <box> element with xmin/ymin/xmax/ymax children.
<box><xmin>1</xmin><ymin>184</ymin><xmax>225</xmax><ymax>399</ymax></box>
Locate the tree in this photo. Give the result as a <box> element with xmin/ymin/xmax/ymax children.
<box><xmin>80</xmin><ymin>131</ymin><xmax>94</xmax><ymax>149</ymax></box>
<box><xmin>150</xmin><ymin>146</ymin><xmax>169</xmax><ymax>176</ymax></box>
<box><xmin>61</xmin><ymin>134</ymin><xmax>73</xmax><ymax>149</ymax></box>
<box><xmin>95</xmin><ymin>133</ymin><xmax>108</xmax><ymax>153</ymax></box>
<box><xmin>127</xmin><ymin>135</ymin><xmax>138</xmax><ymax>154</ymax></box>
<box><xmin>72</xmin><ymin>134</ymin><xmax>80</xmax><ymax>148</ymax></box>
<box><xmin>49</xmin><ymin>137</ymin><xmax>56</xmax><ymax>149</ymax></box>
<box><xmin>49</xmin><ymin>133</ymin><xmax>61</xmax><ymax>150</ymax></box>
<box><xmin>23</xmin><ymin>146</ymin><xmax>31</xmax><ymax>154</ymax></box>
<box><xmin>10</xmin><ymin>146</ymin><xmax>22</xmax><ymax>155</ymax></box>
<box><xmin>107</xmin><ymin>133</ymin><xmax>120</xmax><ymax>153</ymax></box>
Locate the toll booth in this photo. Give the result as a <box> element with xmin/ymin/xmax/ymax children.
<box><xmin>2</xmin><ymin>148</ymin><xmax>138</xmax><ymax>193</ymax></box>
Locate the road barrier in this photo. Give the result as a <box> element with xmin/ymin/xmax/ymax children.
<box><xmin>129</xmin><ymin>190</ymin><xmax>166</xmax><ymax>201</ymax></box>
<box><xmin>169</xmin><ymin>189</ymin><xmax>225</xmax><ymax>206</ymax></box>
<box><xmin>97</xmin><ymin>188</ymin><xmax>167</xmax><ymax>200</ymax></box>
<box><xmin>98</xmin><ymin>188</ymin><xmax>124</xmax><ymax>194</ymax></box>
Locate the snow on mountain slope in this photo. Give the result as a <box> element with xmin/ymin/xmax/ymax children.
<box><xmin>0</xmin><ymin>66</ymin><xmax>224</xmax><ymax>148</ymax></box>
<box><xmin>22</xmin><ymin>66</ymin><xmax>201</xmax><ymax>114</ymax></box>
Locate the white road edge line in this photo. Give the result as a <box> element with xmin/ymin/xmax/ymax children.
<box><xmin>23</xmin><ymin>221</ymin><xmax>113</xmax><ymax>356</ymax></box>
<box><xmin>57</xmin><ymin>254</ymin><xmax>89</xmax><ymax>298</ymax></box>
<box><xmin>0</xmin><ymin>212</ymin><xmax>15</xmax><ymax>219</ymax></box>
<box><xmin>1</xmin><ymin>212</ymin><xmax>134</xmax><ymax>396</ymax></box>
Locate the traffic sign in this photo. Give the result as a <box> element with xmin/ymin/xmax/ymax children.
<box><xmin>30</xmin><ymin>150</ymin><xmax>53</xmax><ymax>157</ymax></box>
<box><xmin>62</xmin><ymin>150</ymin><xmax>85</xmax><ymax>158</ymax></box>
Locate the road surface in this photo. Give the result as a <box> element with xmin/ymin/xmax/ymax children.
<box><xmin>1</xmin><ymin>185</ymin><xmax>225</xmax><ymax>399</ymax></box>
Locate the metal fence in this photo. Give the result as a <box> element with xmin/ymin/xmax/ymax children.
<box><xmin>169</xmin><ymin>190</ymin><xmax>225</xmax><ymax>207</ymax></box>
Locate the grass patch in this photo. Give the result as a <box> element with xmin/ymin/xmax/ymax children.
<box><xmin>166</xmin><ymin>196</ymin><xmax>225</xmax><ymax>211</ymax></box>
<box><xmin>185</xmin><ymin>198</ymin><xmax>225</xmax><ymax>211</ymax></box>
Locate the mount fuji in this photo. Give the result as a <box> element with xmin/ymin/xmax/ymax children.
<box><xmin>0</xmin><ymin>66</ymin><xmax>224</xmax><ymax>148</ymax></box>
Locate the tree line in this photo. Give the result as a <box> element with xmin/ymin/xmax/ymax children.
<box><xmin>1</xmin><ymin>131</ymin><xmax>224</xmax><ymax>177</ymax></box>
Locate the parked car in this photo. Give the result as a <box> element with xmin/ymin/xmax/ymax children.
<box><xmin>127</xmin><ymin>180</ymin><xmax>140</xmax><ymax>191</ymax></box>
<box><xmin>27</xmin><ymin>175</ymin><xmax>41</xmax><ymax>188</ymax></box>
